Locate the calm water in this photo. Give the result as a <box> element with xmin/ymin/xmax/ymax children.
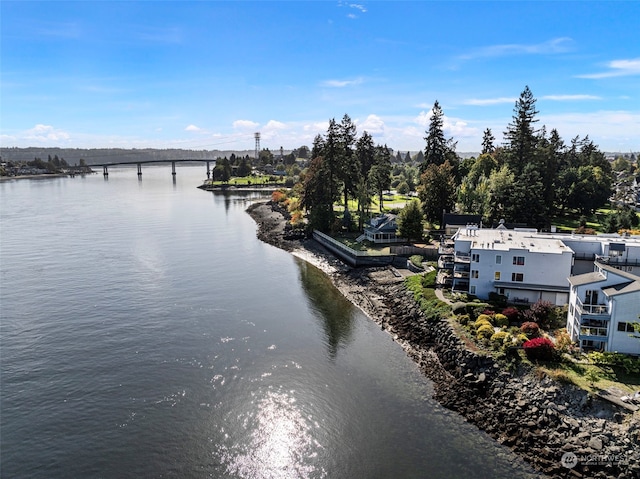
<box><xmin>0</xmin><ymin>166</ymin><xmax>542</xmax><ymax>478</ymax></box>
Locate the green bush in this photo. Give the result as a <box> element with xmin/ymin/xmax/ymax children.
<box><xmin>421</xmin><ymin>270</ymin><xmax>437</xmax><ymax>288</ymax></box>
<box><xmin>457</xmin><ymin>314</ymin><xmax>470</xmax><ymax>326</ymax></box>
<box><xmin>409</xmin><ymin>255</ymin><xmax>424</xmax><ymax>268</ymax></box>
<box><xmin>493</xmin><ymin>313</ymin><xmax>509</xmax><ymax>328</ymax></box>
<box><xmin>587</xmin><ymin>351</ymin><xmax>640</xmax><ymax>374</ymax></box>
<box><xmin>474</xmin><ymin>318</ymin><xmax>493</xmax><ymax>329</ymax></box>
<box><xmin>477</xmin><ymin>324</ymin><xmax>495</xmax><ymax>339</ymax></box>
<box><xmin>490</xmin><ymin>331</ymin><xmax>510</xmax><ymax>350</ymax></box>
<box><xmin>476</xmin><ymin>314</ymin><xmax>493</xmax><ymax>325</ymax></box>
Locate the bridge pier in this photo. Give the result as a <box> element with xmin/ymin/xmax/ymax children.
<box><xmin>172</xmin><ymin>161</ymin><xmax>176</xmax><ymax>176</ymax></box>
<box><xmin>137</xmin><ymin>163</ymin><xmax>142</xmax><ymax>177</ymax></box>
<box><xmin>206</xmin><ymin>161</ymin><xmax>211</xmax><ymax>179</ymax></box>
<box><xmin>103</xmin><ymin>165</ymin><xmax>109</xmax><ymax>176</ymax></box>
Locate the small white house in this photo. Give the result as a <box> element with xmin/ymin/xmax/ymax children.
<box><xmin>566</xmin><ymin>263</ymin><xmax>640</xmax><ymax>355</ymax></box>
<box><xmin>362</xmin><ymin>214</ymin><xmax>405</xmax><ymax>244</ymax></box>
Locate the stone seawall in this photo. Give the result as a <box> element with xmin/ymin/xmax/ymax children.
<box><xmin>246</xmin><ymin>201</ymin><xmax>640</xmax><ymax>479</ymax></box>
<box><xmin>370</xmin><ymin>282</ymin><xmax>640</xmax><ymax>479</ymax></box>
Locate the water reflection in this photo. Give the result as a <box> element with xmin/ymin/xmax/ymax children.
<box><xmin>297</xmin><ymin>260</ymin><xmax>354</xmax><ymax>359</ymax></box>
<box><xmin>218</xmin><ymin>389</ymin><xmax>324</xmax><ymax>479</ymax></box>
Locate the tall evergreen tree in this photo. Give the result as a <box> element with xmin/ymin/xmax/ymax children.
<box><xmin>503</xmin><ymin>86</ymin><xmax>539</xmax><ymax>175</ymax></box>
<box><xmin>418</xmin><ymin>160</ymin><xmax>456</xmax><ymax>225</ymax></box>
<box><xmin>421</xmin><ymin>101</ymin><xmax>458</xmax><ymax>172</ymax></box>
<box><xmin>481</xmin><ymin>128</ymin><xmax>495</xmax><ymax>155</ymax></box>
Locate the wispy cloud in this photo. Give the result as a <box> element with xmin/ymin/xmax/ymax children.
<box><xmin>577</xmin><ymin>58</ymin><xmax>640</xmax><ymax>79</ymax></box>
<box><xmin>340</xmin><ymin>1</ymin><xmax>367</xmax><ymax>18</ymax></box>
<box><xmin>542</xmin><ymin>94</ymin><xmax>601</xmax><ymax>101</ymax></box>
<box><xmin>463</xmin><ymin>97</ymin><xmax>517</xmax><ymax>106</ymax></box>
<box><xmin>458</xmin><ymin>37</ymin><xmax>574</xmax><ymax>61</ymax></box>
<box><xmin>321</xmin><ymin>77</ymin><xmax>364</xmax><ymax>88</ymax></box>
<box><xmin>233</xmin><ymin>119</ymin><xmax>259</xmax><ymax>130</ymax></box>
<box><xmin>185</xmin><ymin>124</ymin><xmax>201</xmax><ymax>132</ymax></box>
<box><xmin>414</xmin><ymin>110</ymin><xmax>478</xmax><ymax>138</ymax></box>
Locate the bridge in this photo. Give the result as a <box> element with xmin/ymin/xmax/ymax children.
<box><xmin>95</xmin><ymin>159</ymin><xmax>217</xmax><ymax>178</ymax></box>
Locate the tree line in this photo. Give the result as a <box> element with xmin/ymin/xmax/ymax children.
<box><xmin>298</xmin><ymin>86</ymin><xmax>639</xmax><ymax>236</ymax></box>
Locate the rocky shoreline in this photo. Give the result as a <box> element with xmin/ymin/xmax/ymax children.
<box><xmin>247</xmin><ymin>201</ymin><xmax>640</xmax><ymax>479</ymax></box>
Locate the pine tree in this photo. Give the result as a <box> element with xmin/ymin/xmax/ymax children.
<box><xmin>503</xmin><ymin>86</ymin><xmax>539</xmax><ymax>175</ymax></box>
<box><xmin>481</xmin><ymin>128</ymin><xmax>495</xmax><ymax>155</ymax></box>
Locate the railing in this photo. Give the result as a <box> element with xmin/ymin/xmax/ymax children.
<box><xmin>453</xmin><ymin>271</ymin><xmax>470</xmax><ymax>279</ymax></box>
<box><xmin>580</xmin><ymin>326</ymin><xmax>609</xmax><ymax>338</ymax></box>
<box><xmin>596</xmin><ymin>255</ymin><xmax>640</xmax><ymax>267</ymax></box>
<box><xmin>454</xmin><ymin>253</ymin><xmax>470</xmax><ymax>263</ymax></box>
<box><xmin>575</xmin><ymin>296</ymin><xmax>609</xmax><ymax>315</ymax></box>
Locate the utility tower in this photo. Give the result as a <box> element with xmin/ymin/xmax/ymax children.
<box><xmin>254</xmin><ymin>132</ymin><xmax>261</xmax><ymax>163</ymax></box>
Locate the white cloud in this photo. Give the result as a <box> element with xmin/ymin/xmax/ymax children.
<box><xmin>264</xmin><ymin>120</ymin><xmax>287</xmax><ymax>131</ymax></box>
<box><xmin>185</xmin><ymin>124</ymin><xmax>201</xmax><ymax>131</ymax></box>
<box><xmin>233</xmin><ymin>119</ymin><xmax>260</xmax><ymax>130</ymax></box>
<box><xmin>577</xmin><ymin>58</ymin><xmax>640</xmax><ymax>79</ymax></box>
<box><xmin>350</xmin><ymin>3</ymin><xmax>367</xmax><ymax>13</ymax></box>
<box><xmin>24</xmin><ymin>124</ymin><xmax>70</xmax><ymax>142</ymax></box>
<box><xmin>458</xmin><ymin>37</ymin><xmax>573</xmax><ymax>61</ymax></box>
<box><xmin>542</xmin><ymin>95</ymin><xmax>601</xmax><ymax>101</ymax></box>
<box><xmin>321</xmin><ymin>77</ymin><xmax>364</xmax><ymax>88</ymax></box>
<box><xmin>357</xmin><ymin>114</ymin><xmax>385</xmax><ymax>135</ymax></box>
<box><xmin>413</xmin><ymin>110</ymin><xmax>478</xmax><ymax>138</ymax></box>
<box><xmin>463</xmin><ymin>97</ymin><xmax>517</xmax><ymax>106</ymax></box>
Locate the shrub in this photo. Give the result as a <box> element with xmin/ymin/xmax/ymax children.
<box><xmin>476</xmin><ymin>314</ymin><xmax>493</xmax><ymax>325</ymax></box>
<box><xmin>457</xmin><ymin>314</ymin><xmax>470</xmax><ymax>326</ymax></box>
<box><xmin>522</xmin><ymin>337</ymin><xmax>555</xmax><ymax>361</ymax></box>
<box><xmin>488</xmin><ymin>291</ymin><xmax>508</xmax><ymax>307</ymax></box>
<box><xmin>553</xmin><ymin>329</ymin><xmax>573</xmax><ymax>352</ymax></box>
<box><xmin>272</xmin><ymin>190</ymin><xmax>287</xmax><ymax>203</ymax></box>
<box><xmin>501</xmin><ymin>307</ymin><xmax>520</xmax><ymax>323</ymax></box>
<box><xmin>522</xmin><ymin>300</ymin><xmax>554</xmax><ymax>329</ymax></box>
<box><xmin>490</xmin><ymin>331</ymin><xmax>510</xmax><ymax>350</ymax></box>
<box><xmin>521</xmin><ymin>322</ymin><xmax>540</xmax><ymax>338</ymax></box>
<box><xmin>514</xmin><ymin>333</ymin><xmax>529</xmax><ymax>346</ymax></box>
<box><xmin>474</xmin><ymin>318</ymin><xmax>493</xmax><ymax>329</ymax></box>
<box><xmin>493</xmin><ymin>314</ymin><xmax>509</xmax><ymax>328</ymax></box>
<box><xmin>421</xmin><ymin>270</ymin><xmax>437</xmax><ymax>288</ymax></box>
<box><xmin>409</xmin><ymin>255</ymin><xmax>424</xmax><ymax>269</ymax></box>
<box><xmin>587</xmin><ymin>351</ymin><xmax>640</xmax><ymax>375</ymax></box>
<box><xmin>477</xmin><ymin>324</ymin><xmax>495</xmax><ymax>340</ymax></box>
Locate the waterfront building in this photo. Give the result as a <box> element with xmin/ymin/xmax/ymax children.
<box><xmin>566</xmin><ymin>263</ymin><xmax>640</xmax><ymax>355</ymax></box>
<box><xmin>449</xmin><ymin>226</ymin><xmax>574</xmax><ymax>305</ymax></box>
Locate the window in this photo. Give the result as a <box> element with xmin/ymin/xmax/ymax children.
<box><xmin>585</xmin><ymin>290</ymin><xmax>598</xmax><ymax>305</ymax></box>
<box><xmin>617</xmin><ymin>322</ymin><xmax>636</xmax><ymax>333</ymax></box>
<box><xmin>472</xmin><ymin>253</ymin><xmax>480</xmax><ymax>262</ymax></box>
<box><xmin>511</xmin><ymin>272</ymin><xmax>524</xmax><ymax>282</ymax></box>
<box><xmin>513</xmin><ymin>256</ymin><xmax>525</xmax><ymax>266</ymax></box>
<box><xmin>471</xmin><ymin>270</ymin><xmax>479</xmax><ymax>279</ymax></box>
<box><xmin>494</xmin><ymin>272</ymin><xmax>501</xmax><ymax>281</ymax></box>
<box><xmin>470</xmin><ymin>286</ymin><xmax>476</xmax><ymax>294</ymax></box>
<box><xmin>496</xmin><ymin>255</ymin><xmax>502</xmax><ymax>265</ymax></box>
<box><xmin>497</xmin><ymin>288</ymin><xmax>505</xmax><ymax>295</ymax></box>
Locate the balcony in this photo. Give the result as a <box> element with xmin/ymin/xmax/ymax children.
<box><xmin>453</xmin><ymin>271</ymin><xmax>470</xmax><ymax>279</ymax></box>
<box><xmin>438</xmin><ymin>255</ymin><xmax>454</xmax><ymax>269</ymax></box>
<box><xmin>454</xmin><ymin>252</ymin><xmax>470</xmax><ymax>263</ymax></box>
<box><xmin>575</xmin><ymin>297</ymin><xmax>610</xmax><ymax>317</ymax></box>
<box><xmin>579</xmin><ymin>326</ymin><xmax>609</xmax><ymax>340</ymax></box>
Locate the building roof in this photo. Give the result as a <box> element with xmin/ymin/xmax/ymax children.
<box><xmin>603</xmin><ymin>281</ymin><xmax>640</xmax><ymax>297</ymax></box>
<box><xmin>567</xmin><ymin>271</ymin><xmax>607</xmax><ymax>287</ymax></box>
<box><xmin>454</xmin><ymin>227</ymin><xmax>573</xmax><ymax>255</ymax></box>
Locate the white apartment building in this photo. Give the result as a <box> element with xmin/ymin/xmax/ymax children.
<box><xmin>450</xmin><ymin>226</ymin><xmax>574</xmax><ymax>305</ymax></box>
<box><xmin>566</xmin><ymin>263</ymin><xmax>640</xmax><ymax>355</ymax></box>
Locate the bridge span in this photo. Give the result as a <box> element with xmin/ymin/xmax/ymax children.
<box><xmin>96</xmin><ymin>159</ymin><xmax>217</xmax><ymax>178</ymax></box>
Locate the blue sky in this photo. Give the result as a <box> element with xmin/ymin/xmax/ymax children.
<box><xmin>2</xmin><ymin>1</ymin><xmax>639</xmax><ymax>153</ymax></box>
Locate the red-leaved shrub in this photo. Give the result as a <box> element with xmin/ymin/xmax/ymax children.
<box><xmin>521</xmin><ymin>321</ymin><xmax>540</xmax><ymax>338</ymax></box>
<box><xmin>522</xmin><ymin>337</ymin><xmax>555</xmax><ymax>361</ymax></box>
<box><xmin>502</xmin><ymin>307</ymin><xmax>520</xmax><ymax>323</ymax></box>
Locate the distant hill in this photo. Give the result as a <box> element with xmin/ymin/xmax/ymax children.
<box><xmin>0</xmin><ymin>147</ymin><xmax>262</xmax><ymax>166</ymax></box>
